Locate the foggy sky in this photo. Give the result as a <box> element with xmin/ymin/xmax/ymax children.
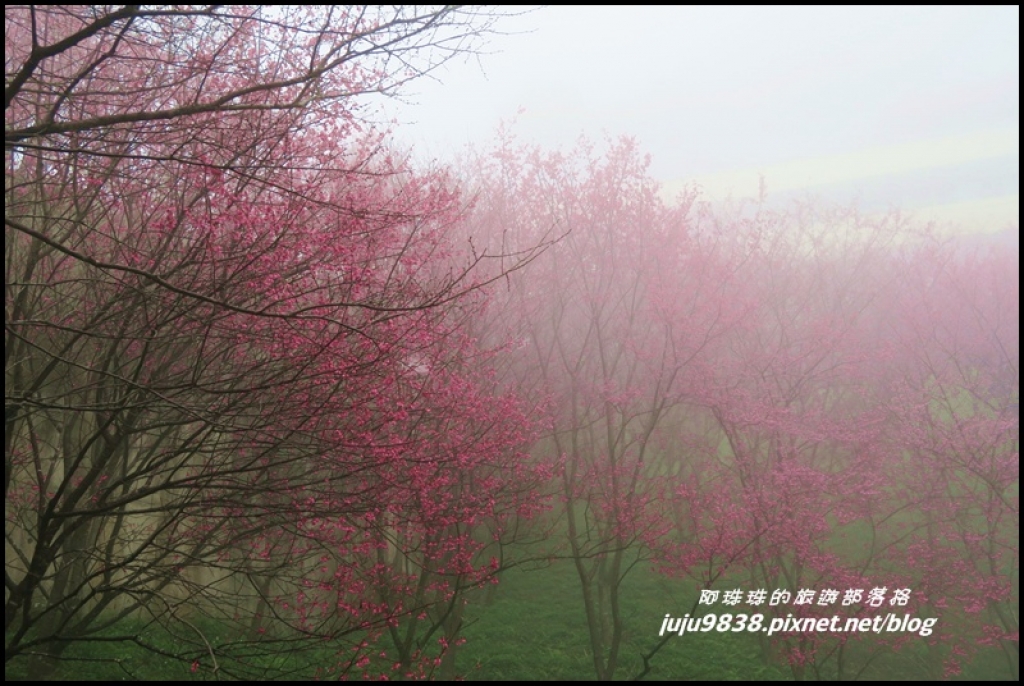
<box><xmin>379</xmin><ymin>6</ymin><xmax>1019</xmax><ymax>235</ymax></box>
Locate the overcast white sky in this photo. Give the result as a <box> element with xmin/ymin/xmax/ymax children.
<box><xmin>380</xmin><ymin>5</ymin><xmax>1018</xmax><ymax>234</ymax></box>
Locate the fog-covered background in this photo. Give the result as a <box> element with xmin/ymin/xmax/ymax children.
<box><xmin>381</xmin><ymin>5</ymin><xmax>1018</xmax><ymax>235</ymax></box>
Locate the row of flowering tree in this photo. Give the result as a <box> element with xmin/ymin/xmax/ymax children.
<box><xmin>5</xmin><ymin>5</ymin><xmax>548</xmax><ymax>680</ymax></box>
<box><xmin>463</xmin><ymin>134</ymin><xmax>1017</xmax><ymax>680</ymax></box>
<box><xmin>6</xmin><ymin>7</ymin><xmax>1016</xmax><ymax>681</ymax></box>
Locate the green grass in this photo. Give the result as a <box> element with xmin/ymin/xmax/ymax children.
<box><xmin>3</xmin><ymin>616</ymin><xmax>344</xmax><ymax>681</ymax></box>
<box><xmin>448</xmin><ymin>554</ymin><xmax>1017</xmax><ymax>681</ymax></box>
<box><xmin>6</xmin><ymin>558</ymin><xmax>1016</xmax><ymax>680</ymax></box>
<box><xmin>451</xmin><ymin>560</ymin><xmax>790</xmax><ymax>680</ymax></box>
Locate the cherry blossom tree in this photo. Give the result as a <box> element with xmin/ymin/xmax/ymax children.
<box><xmin>649</xmin><ymin>204</ymin><xmax>908</xmax><ymax>679</ymax></box>
<box><xmin>5</xmin><ymin>5</ymin><xmax>544</xmax><ymax>679</ymax></box>
<box><xmin>875</xmin><ymin>238</ymin><xmax>1019</xmax><ymax>678</ymax></box>
<box><xmin>646</xmin><ymin>205</ymin><xmax>1018</xmax><ymax>680</ymax></box>
<box><xmin>465</xmin><ymin>128</ymin><xmax>1018</xmax><ymax>680</ymax></box>
<box><xmin>464</xmin><ymin>134</ymin><xmax>720</xmax><ymax>680</ymax></box>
